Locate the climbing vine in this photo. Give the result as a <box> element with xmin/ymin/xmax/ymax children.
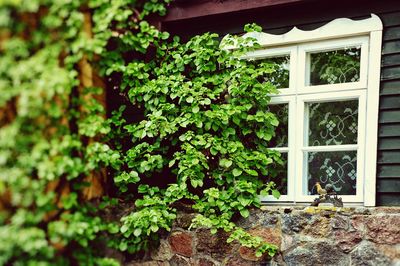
<box><xmin>0</xmin><ymin>0</ymin><xmax>283</xmax><ymax>265</ymax></box>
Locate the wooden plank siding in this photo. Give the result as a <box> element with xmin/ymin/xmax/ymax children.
<box><xmin>163</xmin><ymin>0</ymin><xmax>307</xmax><ymax>22</ymax></box>
<box><xmin>161</xmin><ymin>0</ymin><xmax>400</xmax><ymax>205</ymax></box>
<box><xmin>378</xmin><ymin>10</ymin><xmax>400</xmax><ymax>205</ymax></box>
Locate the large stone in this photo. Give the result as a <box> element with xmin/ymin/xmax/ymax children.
<box><xmin>197</xmin><ymin>257</ymin><xmax>216</xmax><ymax>266</ymax></box>
<box><xmin>281</xmin><ymin>234</ymin><xmax>296</xmax><ymax>252</ymax></box>
<box><xmin>284</xmin><ymin>241</ymin><xmax>349</xmax><ymax>265</ymax></box>
<box><xmin>370</xmin><ymin>207</ymin><xmax>400</xmax><ymax>214</ymax></box>
<box><xmin>351</xmin><ymin>215</ymin><xmax>366</xmax><ymax>236</ymax></box>
<box><xmin>238</xmin><ymin>247</ymin><xmax>286</xmax><ymax>265</ymax></box>
<box><xmin>354</xmin><ymin>207</ymin><xmax>371</xmax><ymax>215</ymax></box>
<box><xmin>236</xmin><ymin>209</ymin><xmax>263</xmax><ymax>229</ymax></box>
<box><xmin>250</xmin><ymin>227</ymin><xmax>282</xmax><ymax>247</ymax></box>
<box><xmin>237</xmin><ymin>209</ymin><xmax>280</xmax><ymax>229</ymax></box>
<box><xmin>283</xmin><ymin>246</ymin><xmax>313</xmax><ymax>266</ymax></box>
<box><xmin>196</xmin><ymin>229</ymin><xmax>236</xmax><ymax>260</ymax></box>
<box><xmin>350</xmin><ymin>242</ymin><xmax>392</xmax><ymax>266</ymax></box>
<box><xmin>126</xmin><ymin>261</ymin><xmax>170</xmax><ymax>266</ymax></box>
<box><xmin>151</xmin><ymin>239</ymin><xmax>174</xmax><ymax>261</ymax></box>
<box><xmin>281</xmin><ymin>213</ymin><xmax>308</xmax><ymax>234</ymax></box>
<box><xmin>238</xmin><ymin>227</ymin><xmax>282</xmax><ymax>261</ymax></box>
<box><xmin>330</xmin><ymin>215</ymin><xmax>349</xmax><ymax>230</ymax></box>
<box><xmin>168</xmin><ymin>231</ymin><xmax>193</xmax><ymax>257</ymax></box>
<box><xmin>173</xmin><ymin>213</ymin><xmax>197</xmax><ymax>229</ymax></box>
<box><xmin>261</xmin><ymin>214</ymin><xmax>279</xmax><ymax>228</ymax></box>
<box><xmin>376</xmin><ymin>244</ymin><xmax>400</xmax><ymax>261</ymax></box>
<box><xmin>303</xmin><ymin>216</ymin><xmax>331</xmax><ymax>238</ymax></box>
<box><xmin>224</xmin><ymin>254</ymin><xmax>259</xmax><ymax>266</ymax></box>
<box><xmin>239</xmin><ymin>246</ymin><xmax>260</xmax><ymax>262</ymax></box>
<box><xmin>365</xmin><ymin>215</ymin><xmax>400</xmax><ymax>245</ymax></box>
<box><xmin>333</xmin><ymin>229</ymin><xmax>362</xmax><ymax>253</ymax></box>
<box><xmin>169</xmin><ymin>255</ymin><xmax>193</xmax><ymax>266</ymax></box>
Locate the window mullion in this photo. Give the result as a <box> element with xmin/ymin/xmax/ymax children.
<box><xmin>302</xmin><ymin>144</ymin><xmax>359</xmax><ymax>152</ymax></box>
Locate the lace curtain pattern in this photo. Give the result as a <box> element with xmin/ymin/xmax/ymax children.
<box><xmin>309</xmin><ymin>47</ymin><xmax>361</xmax><ymax>86</ymax></box>
<box><xmin>307</xmin><ymin>100</ymin><xmax>358</xmax><ymax>195</ymax></box>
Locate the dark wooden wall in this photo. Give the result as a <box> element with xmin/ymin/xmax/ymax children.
<box><xmin>379</xmin><ymin>11</ymin><xmax>400</xmax><ymax>206</ymax></box>
<box><xmin>161</xmin><ymin>0</ymin><xmax>400</xmax><ymax>206</ymax></box>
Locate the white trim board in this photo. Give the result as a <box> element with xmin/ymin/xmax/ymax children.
<box><xmin>222</xmin><ymin>14</ymin><xmax>383</xmax><ymax>49</ymax></box>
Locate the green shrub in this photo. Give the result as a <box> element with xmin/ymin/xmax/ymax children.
<box><xmin>0</xmin><ymin>0</ymin><xmax>282</xmax><ymax>264</ymax></box>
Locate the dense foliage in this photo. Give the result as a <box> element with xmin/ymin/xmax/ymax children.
<box><xmin>0</xmin><ymin>0</ymin><xmax>283</xmax><ymax>264</ymax></box>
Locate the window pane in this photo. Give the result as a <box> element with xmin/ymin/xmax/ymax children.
<box><xmin>308</xmin><ymin>100</ymin><xmax>358</xmax><ymax>146</ymax></box>
<box><xmin>268</xmin><ymin>103</ymin><xmax>288</xmax><ymax>147</ymax></box>
<box><xmin>267</xmin><ymin>152</ymin><xmax>288</xmax><ymax>195</ymax></box>
<box><xmin>308</xmin><ymin>47</ymin><xmax>361</xmax><ymax>86</ymax></box>
<box><xmin>260</xmin><ymin>56</ymin><xmax>290</xmax><ymax>89</ymax></box>
<box><xmin>306</xmin><ymin>151</ymin><xmax>357</xmax><ymax>195</ymax></box>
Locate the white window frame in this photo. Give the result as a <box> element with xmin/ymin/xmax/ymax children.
<box><xmin>225</xmin><ymin>14</ymin><xmax>383</xmax><ymax>206</ymax></box>
<box><xmin>295</xmin><ymin>90</ymin><xmax>367</xmax><ymax>203</ymax></box>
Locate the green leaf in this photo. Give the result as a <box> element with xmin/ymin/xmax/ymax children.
<box><xmin>150</xmin><ymin>224</ymin><xmax>159</xmax><ymax>232</ymax></box>
<box><xmin>120</xmin><ymin>224</ymin><xmax>129</xmax><ymax>234</ymax></box>
<box><xmin>238</xmin><ymin>195</ymin><xmax>251</xmax><ymax>206</ymax></box>
<box><xmin>192</xmin><ymin>106</ymin><xmax>200</xmax><ymax>113</ymax></box>
<box><xmin>119</xmin><ymin>241</ymin><xmax>128</xmax><ymax>251</ymax></box>
<box><xmin>186</xmin><ymin>96</ymin><xmax>194</xmax><ymax>103</ymax></box>
<box><xmin>61</xmin><ymin>193</ymin><xmax>78</xmax><ymax>210</ymax></box>
<box><xmin>246</xmin><ymin>169</ymin><xmax>258</xmax><ymax>176</ymax></box>
<box><xmin>134</xmin><ymin>228</ymin><xmax>142</xmax><ymax>237</ymax></box>
<box><xmin>255</xmin><ymin>250</ymin><xmax>263</xmax><ymax>257</ymax></box>
<box><xmin>272</xmin><ymin>189</ymin><xmax>281</xmax><ymax>199</ymax></box>
<box><xmin>240</xmin><ymin>208</ymin><xmax>250</xmax><ymax>218</ymax></box>
<box><xmin>161</xmin><ymin>32</ymin><xmax>170</xmax><ymax>40</ymax></box>
<box><xmin>219</xmin><ymin>158</ymin><xmax>233</xmax><ymax>168</ymax></box>
<box><xmin>232</xmin><ymin>168</ymin><xmax>242</xmax><ymax>177</ymax></box>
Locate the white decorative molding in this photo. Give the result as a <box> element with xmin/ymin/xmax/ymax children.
<box><xmin>222</xmin><ymin>14</ymin><xmax>383</xmax><ymax>48</ymax></box>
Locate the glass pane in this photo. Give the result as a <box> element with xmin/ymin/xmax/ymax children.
<box><xmin>260</xmin><ymin>56</ymin><xmax>290</xmax><ymax>89</ymax></box>
<box><xmin>308</xmin><ymin>47</ymin><xmax>361</xmax><ymax>86</ymax></box>
<box><xmin>267</xmin><ymin>152</ymin><xmax>288</xmax><ymax>195</ymax></box>
<box><xmin>268</xmin><ymin>103</ymin><xmax>288</xmax><ymax>147</ymax></box>
<box><xmin>308</xmin><ymin>100</ymin><xmax>358</xmax><ymax>146</ymax></box>
<box><xmin>306</xmin><ymin>151</ymin><xmax>357</xmax><ymax>195</ymax></box>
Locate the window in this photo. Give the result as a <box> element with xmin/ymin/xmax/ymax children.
<box><xmin>238</xmin><ymin>15</ymin><xmax>383</xmax><ymax>206</ymax></box>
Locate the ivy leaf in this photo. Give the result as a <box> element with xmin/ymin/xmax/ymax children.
<box><xmin>120</xmin><ymin>224</ymin><xmax>129</xmax><ymax>234</ymax></box>
<box><xmin>119</xmin><ymin>241</ymin><xmax>128</xmax><ymax>251</ymax></box>
<box><xmin>272</xmin><ymin>189</ymin><xmax>281</xmax><ymax>199</ymax></box>
<box><xmin>186</xmin><ymin>96</ymin><xmax>194</xmax><ymax>103</ymax></box>
<box><xmin>255</xmin><ymin>250</ymin><xmax>263</xmax><ymax>257</ymax></box>
<box><xmin>161</xmin><ymin>32</ymin><xmax>170</xmax><ymax>40</ymax></box>
<box><xmin>61</xmin><ymin>193</ymin><xmax>78</xmax><ymax>210</ymax></box>
<box><xmin>239</xmin><ymin>208</ymin><xmax>250</xmax><ymax>218</ymax></box>
<box><xmin>246</xmin><ymin>169</ymin><xmax>259</xmax><ymax>176</ymax></box>
<box><xmin>219</xmin><ymin>158</ymin><xmax>233</xmax><ymax>168</ymax></box>
<box><xmin>238</xmin><ymin>195</ymin><xmax>251</xmax><ymax>206</ymax></box>
<box><xmin>203</xmin><ymin>98</ymin><xmax>211</xmax><ymax>105</ymax></box>
<box><xmin>134</xmin><ymin>228</ymin><xmax>142</xmax><ymax>237</ymax></box>
<box><xmin>192</xmin><ymin>106</ymin><xmax>200</xmax><ymax>113</ymax></box>
<box><xmin>150</xmin><ymin>224</ymin><xmax>159</xmax><ymax>232</ymax></box>
<box><xmin>232</xmin><ymin>168</ymin><xmax>242</xmax><ymax>177</ymax></box>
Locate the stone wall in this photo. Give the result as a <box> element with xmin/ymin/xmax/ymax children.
<box><xmin>124</xmin><ymin>207</ymin><xmax>400</xmax><ymax>266</ymax></box>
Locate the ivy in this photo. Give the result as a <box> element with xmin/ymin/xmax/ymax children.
<box><xmin>0</xmin><ymin>0</ymin><xmax>284</xmax><ymax>264</ymax></box>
